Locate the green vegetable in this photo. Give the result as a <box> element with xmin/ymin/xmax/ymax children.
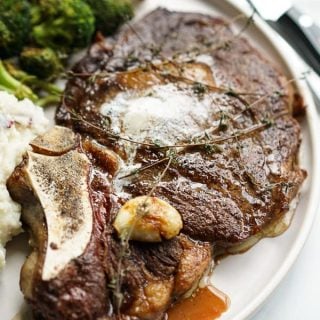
<box><xmin>0</xmin><ymin>60</ymin><xmax>63</xmax><ymax>107</ymax></box>
<box><xmin>86</xmin><ymin>0</ymin><xmax>134</xmax><ymax>35</ymax></box>
<box><xmin>4</xmin><ymin>61</ymin><xmax>62</xmax><ymax>96</ymax></box>
<box><xmin>37</xmin><ymin>94</ymin><xmax>61</xmax><ymax>107</ymax></box>
<box><xmin>0</xmin><ymin>60</ymin><xmax>38</xmax><ymax>101</ymax></box>
<box><xmin>20</xmin><ymin>47</ymin><xmax>63</xmax><ymax>79</ymax></box>
<box><xmin>31</xmin><ymin>0</ymin><xmax>95</xmax><ymax>53</ymax></box>
<box><xmin>0</xmin><ymin>0</ymin><xmax>32</xmax><ymax>58</ymax></box>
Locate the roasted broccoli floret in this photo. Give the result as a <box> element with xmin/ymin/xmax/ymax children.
<box><xmin>0</xmin><ymin>0</ymin><xmax>32</xmax><ymax>58</ymax></box>
<box><xmin>0</xmin><ymin>60</ymin><xmax>37</xmax><ymax>101</ymax></box>
<box><xmin>32</xmin><ymin>0</ymin><xmax>95</xmax><ymax>53</ymax></box>
<box><xmin>20</xmin><ymin>47</ymin><xmax>63</xmax><ymax>79</ymax></box>
<box><xmin>86</xmin><ymin>0</ymin><xmax>134</xmax><ymax>35</ymax></box>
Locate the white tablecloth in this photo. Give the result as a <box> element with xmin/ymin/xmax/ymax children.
<box><xmin>249</xmin><ymin>1</ymin><xmax>320</xmax><ymax>319</ymax></box>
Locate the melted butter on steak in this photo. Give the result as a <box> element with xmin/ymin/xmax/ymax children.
<box><xmin>101</xmin><ymin>83</ymin><xmax>210</xmax><ymax>145</ymax></box>
<box><xmin>100</xmin><ymin>59</ymin><xmax>216</xmax><ymax>147</ymax></box>
<box><xmin>102</xmin><ymin>58</ymin><xmax>221</xmax><ymax>202</ymax></box>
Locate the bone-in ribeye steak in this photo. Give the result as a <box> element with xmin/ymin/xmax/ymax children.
<box><xmin>8</xmin><ymin>8</ymin><xmax>306</xmax><ymax>320</ymax></box>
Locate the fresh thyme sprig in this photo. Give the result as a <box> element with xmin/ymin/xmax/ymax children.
<box><xmin>65</xmin><ymin>10</ymin><xmax>257</xmax><ymax>88</ymax></box>
<box><xmin>154</xmin><ymin>111</ymin><xmax>288</xmax><ymax>150</ymax></box>
<box><xmin>232</xmin><ymin>77</ymin><xmax>303</xmax><ymax>122</ymax></box>
<box><xmin>112</xmin><ymin>156</ymin><xmax>173</xmax><ymax>315</ymax></box>
<box><xmin>67</xmin><ymin>102</ymin><xmax>288</xmax><ymax>152</ymax></box>
<box><xmin>67</xmin><ymin>108</ymin><xmax>156</xmax><ymax>148</ymax></box>
<box><xmin>118</xmin><ymin>157</ymin><xmax>170</xmax><ymax>179</ymax></box>
<box><xmin>192</xmin><ymin>75</ymin><xmax>306</xmax><ymax>141</ymax></box>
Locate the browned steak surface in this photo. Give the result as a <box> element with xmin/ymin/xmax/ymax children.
<box><xmin>8</xmin><ymin>8</ymin><xmax>306</xmax><ymax>320</ymax></box>
<box><xmin>8</xmin><ymin>127</ymin><xmax>212</xmax><ymax>320</ymax></box>
<box><xmin>57</xmin><ymin>8</ymin><xmax>306</xmax><ymax>246</ymax></box>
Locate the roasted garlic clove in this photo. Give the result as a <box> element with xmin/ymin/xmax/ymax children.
<box><xmin>113</xmin><ymin>196</ymin><xmax>183</xmax><ymax>242</ymax></box>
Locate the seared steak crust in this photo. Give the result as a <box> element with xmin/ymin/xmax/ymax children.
<box><xmin>57</xmin><ymin>8</ymin><xmax>306</xmax><ymax>245</ymax></box>
<box><xmin>8</xmin><ymin>8</ymin><xmax>306</xmax><ymax>320</ymax></box>
<box><xmin>8</xmin><ymin>128</ymin><xmax>212</xmax><ymax>320</ymax></box>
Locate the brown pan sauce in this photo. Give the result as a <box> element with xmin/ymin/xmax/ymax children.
<box><xmin>167</xmin><ymin>286</ymin><xmax>229</xmax><ymax>320</ymax></box>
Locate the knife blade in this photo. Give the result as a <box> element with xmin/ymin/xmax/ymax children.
<box><xmin>247</xmin><ymin>0</ymin><xmax>292</xmax><ymax>20</ymax></box>
<box><xmin>247</xmin><ymin>0</ymin><xmax>320</xmax><ymax>77</ymax></box>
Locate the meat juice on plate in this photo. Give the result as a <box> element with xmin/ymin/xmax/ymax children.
<box><xmin>167</xmin><ymin>286</ymin><xmax>229</xmax><ymax>320</ymax></box>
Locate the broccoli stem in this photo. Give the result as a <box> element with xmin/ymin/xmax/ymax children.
<box><xmin>0</xmin><ymin>84</ymin><xmax>14</xmax><ymax>94</ymax></box>
<box><xmin>0</xmin><ymin>60</ymin><xmax>38</xmax><ymax>101</ymax></box>
<box><xmin>2</xmin><ymin>60</ymin><xmax>63</xmax><ymax>108</ymax></box>
<box><xmin>37</xmin><ymin>94</ymin><xmax>61</xmax><ymax>107</ymax></box>
<box><xmin>4</xmin><ymin>61</ymin><xmax>62</xmax><ymax>96</ymax></box>
<box><xmin>0</xmin><ymin>60</ymin><xmax>22</xmax><ymax>90</ymax></box>
<box><xmin>39</xmin><ymin>82</ymin><xmax>63</xmax><ymax>96</ymax></box>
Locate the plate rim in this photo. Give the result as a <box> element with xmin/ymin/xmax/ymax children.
<box><xmin>2</xmin><ymin>1</ymin><xmax>319</xmax><ymax>319</ymax></box>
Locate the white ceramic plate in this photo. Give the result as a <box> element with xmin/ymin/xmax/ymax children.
<box><xmin>1</xmin><ymin>1</ymin><xmax>319</xmax><ymax>319</ymax></box>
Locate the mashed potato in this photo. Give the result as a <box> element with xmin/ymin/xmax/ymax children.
<box><xmin>0</xmin><ymin>91</ymin><xmax>48</xmax><ymax>268</ymax></box>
